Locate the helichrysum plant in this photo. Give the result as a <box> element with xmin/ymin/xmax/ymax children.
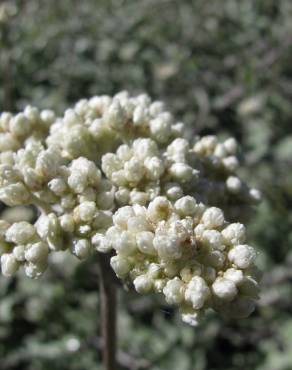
<box><xmin>0</xmin><ymin>91</ymin><xmax>261</xmax><ymax>326</ymax></box>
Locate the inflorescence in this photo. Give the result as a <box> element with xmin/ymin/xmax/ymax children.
<box><xmin>0</xmin><ymin>91</ymin><xmax>261</xmax><ymax>325</ymax></box>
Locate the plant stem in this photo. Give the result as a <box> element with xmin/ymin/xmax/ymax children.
<box><xmin>98</xmin><ymin>253</ymin><xmax>117</xmax><ymax>370</ymax></box>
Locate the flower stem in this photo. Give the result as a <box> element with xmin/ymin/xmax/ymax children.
<box><xmin>98</xmin><ymin>253</ymin><xmax>117</xmax><ymax>370</ymax></box>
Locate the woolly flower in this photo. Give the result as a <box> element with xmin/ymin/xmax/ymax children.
<box><xmin>107</xmin><ymin>196</ymin><xmax>260</xmax><ymax>323</ymax></box>
<box><xmin>0</xmin><ymin>92</ymin><xmax>261</xmax><ymax>324</ymax></box>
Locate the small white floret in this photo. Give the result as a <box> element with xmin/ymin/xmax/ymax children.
<box><xmin>174</xmin><ymin>196</ymin><xmax>197</xmax><ymax>217</ymax></box>
<box><xmin>222</xmin><ymin>223</ymin><xmax>246</xmax><ymax>245</ymax></box>
<box><xmin>110</xmin><ymin>255</ymin><xmax>131</xmax><ymax>277</ymax></box>
<box><xmin>72</xmin><ymin>239</ymin><xmax>91</xmax><ymax>259</ymax></box>
<box><xmin>201</xmin><ymin>207</ymin><xmax>224</xmax><ymax>229</ymax></box>
<box><xmin>169</xmin><ymin>163</ymin><xmax>195</xmax><ymax>183</ymax></box>
<box><xmin>133</xmin><ymin>275</ymin><xmax>153</xmax><ymax>293</ymax></box>
<box><xmin>6</xmin><ymin>221</ymin><xmax>36</xmax><ymax>244</ymax></box>
<box><xmin>228</xmin><ymin>244</ymin><xmax>256</xmax><ymax>269</ymax></box>
<box><xmin>163</xmin><ymin>277</ymin><xmax>185</xmax><ymax>305</ymax></box>
<box><xmin>1</xmin><ymin>253</ymin><xmax>19</xmax><ymax>276</ymax></box>
<box><xmin>136</xmin><ymin>231</ymin><xmax>156</xmax><ymax>255</ymax></box>
<box><xmin>113</xmin><ymin>206</ymin><xmax>135</xmax><ymax>229</ymax></box>
<box><xmin>185</xmin><ymin>276</ymin><xmax>210</xmax><ymax>309</ymax></box>
<box><xmin>212</xmin><ymin>277</ymin><xmax>238</xmax><ymax>301</ymax></box>
<box><xmin>92</xmin><ymin>233</ymin><xmax>112</xmax><ymax>253</ymax></box>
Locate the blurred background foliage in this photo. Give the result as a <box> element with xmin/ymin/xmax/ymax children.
<box><xmin>0</xmin><ymin>0</ymin><xmax>292</xmax><ymax>369</ymax></box>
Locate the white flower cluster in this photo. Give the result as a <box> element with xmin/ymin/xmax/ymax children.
<box><xmin>0</xmin><ymin>142</ymin><xmax>114</xmax><ymax>274</ymax></box>
<box><xmin>0</xmin><ymin>219</ymin><xmax>49</xmax><ymax>278</ymax></box>
<box><xmin>46</xmin><ymin>91</ymin><xmax>183</xmax><ymax>162</ymax></box>
<box><xmin>192</xmin><ymin>135</ymin><xmax>261</xmax><ymax>217</ymax></box>
<box><xmin>107</xmin><ymin>196</ymin><xmax>259</xmax><ymax>324</ymax></box>
<box><xmin>102</xmin><ymin>137</ymin><xmax>198</xmax><ymax>207</ymax></box>
<box><xmin>0</xmin><ymin>92</ymin><xmax>261</xmax><ymax>324</ymax></box>
<box><xmin>0</xmin><ymin>107</ymin><xmax>55</xmax><ymax>153</ymax></box>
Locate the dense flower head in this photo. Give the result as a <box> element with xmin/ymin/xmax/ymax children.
<box><xmin>0</xmin><ymin>92</ymin><xmax>261</xmax><ymax>324</ymax></box>
<box><xmin>108</xmin><ymin>197</ymin><xmax>259</xmax><ymax>323</ymax></box>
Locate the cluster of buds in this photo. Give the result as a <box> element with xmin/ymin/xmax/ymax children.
<box><xmin>109</xmin><ymin>196</ymin><xmax>259</xmax><ymax>324</ymax></box>
<box><xmin>193</xmin><ymin>135</ymin><xmax>261</xmax><ymax>217</ymax></box>
<box><xmin>0</xmin><ymin>92</ymin><xmax>261</xmax><ymax>324</ymax></box>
